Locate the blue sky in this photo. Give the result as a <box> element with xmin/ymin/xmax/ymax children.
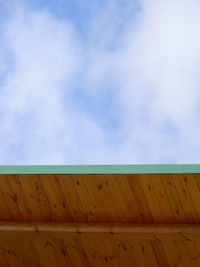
<box><xmin>0</xmin><ymin>0</ymin><xmax>200</xmax><ymax>164</ymax></box>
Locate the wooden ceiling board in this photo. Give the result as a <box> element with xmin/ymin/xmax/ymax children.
<box><xmin>0</xmin><ymin>173</ymin><xmax>200</xmax><ymax>223</ymax></box>
<box><xmin>1</xmin><ymin>237</ymin><xmax>200</xmax><ymax>267</ymax></box>
<box><xmin>0</xmin><ymin>165</ymin><xmax>200</xmax><ymax>266</ymax></box>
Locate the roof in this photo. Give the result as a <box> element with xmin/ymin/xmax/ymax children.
<box><xmin>1</xmin><ymin>164</ymin><xmax>200</xmax><ymax>174</ymax></box>
<box><xmin>0</xmin><ymin>164</ymin><xmax>200</xmax><ymax>266</ymax></box>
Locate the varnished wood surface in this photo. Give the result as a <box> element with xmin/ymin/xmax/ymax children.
<box><xmin>0</xmin><ymin>173</ymin><xmax>200</xmax><ymax>266</ymax></box>
<box><xmin>1</xmin><ymin>235</ymin><xmax>200</xmax><ymax>266</ymax></box>
<box><xmin>0</xmin><ymin>222</ymin><xmax>200</xmax><ymax>241</ymax></box>
<box><xmin>0</xmin><ymin>173</ymin><xmax>200</xmax><ymax>223</ymax></box>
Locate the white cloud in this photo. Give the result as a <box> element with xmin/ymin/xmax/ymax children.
<box><xmin>117</xmin><ymin>0</ymin><xmax>200</xmax><ymax>162</ymax></box>
<box><xmin>1</xmin><ymin>0</ymin><xmax>200</xmax><ymax>164</ymax></box>
<box><xmin>0</xmin><ymin>7</ymin><xmax>109</xmax><ymax>164</ymax></box>
<box><xmin>84</xmin><ymin>0</ymin><xmax>200</xmax><ymax>163</ymax></box>
<box><xmin>128</xmin><ymin>0</ymin><xmax>200</xmax><ymax>120</ymax></box>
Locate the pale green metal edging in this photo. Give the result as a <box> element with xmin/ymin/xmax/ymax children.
<box><xmin>0</xmin><ymin>165</ymin><xmax>199</xmax><ymax>174</ymax></box>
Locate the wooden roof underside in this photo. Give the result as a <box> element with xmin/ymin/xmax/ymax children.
<box><xmin>0</xmin><ymin>165</ymin><xmax>200</xmax><ymax>266</ymax></box>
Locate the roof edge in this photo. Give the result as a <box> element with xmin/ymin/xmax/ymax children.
<box><xmin>0</xmin><ymin>164</ymin><xmax>199</xmax><ymax>174</ymax></box>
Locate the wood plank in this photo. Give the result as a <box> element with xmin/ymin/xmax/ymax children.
<box><xmin>127</xmin><ymin>174</ymin><xmax>154</xmax><ymax>223</ymax></box>
<box><xmin>130</xmin><ymin>241</ymin><xmax>147</xmax><ymax>267</ymax></box>
<box><xmin>73</xmin><ymin>174</ymin><xmax>99</xmax><ymax>223</ymax></box>
<box><xmin>183</xmin><ymin>240</ymin><xmax>200</xmax><ymax>267</ymax></box>
<box><xmin>32</xmin><ymin>238</ymin><xmax>58</xmax><ymax>267</ymax></box>
<box><xmin>162</xmin><ymin>240</ymin><xmax>179</xmax><ymax>267</ymax></box>
<box><xmin>150</xmin><ymin>240</ymin><xmax>170</xmax><ymax>267</ymax></box>
<box><xmin>137</xmin><ymin>240</ymin><xmax>159</xmax><ymax>267</ymax></box>
<box><xmin>63</xmin><ymin>239</ymin><xmax>84</xmax><ymax>267</ymax></box>
<box><xmin>0</xmin><ymin>175</ymin><xmax>22</xmax><ymax>220</ymax></box>
<box><xmin>7</xmin><ymin>175</ymin><xmax>33</xmax><ymax>221</ymax></box>
<box><xmin>51</xmin><ymin>238</ymin><xmax>73</xmax><ymax>266</ymax></box>
<box><xmin>58</xmin><ymin>174</ymin><xmax>87</xmax><ymax>222</ymax></box>
<box><xmin>172</xmin><ymin>174</ymin><xmax>196</xmax><ymax>222</ymax></box>
<box><xmin>93</xmin><ymin>175</ymin><xmax>121</xmax><ymax>222</ymax></box>
<box><xmin>38</xmin><ymin>175</ymin><xmax>68</xmax><ymax>221</ymax></box>
<box><xmin>0</xmin><ymin>173</ymin><xmax>200</xmax><ymax>224</ymax></box>
<box><xmin>139</xmin><ymin>174</ymin><xmax>165</xmax><ymax>223</ymax></box>
<box><xmin>0</xmin><ymin>247</ymin><xmax>9</xmax><ymax>267</ymax></box>
<box><xmin>115</xmin><ymin>174</ymin><xmax>143</xmax><ymax>223</ymax></box>
<box><xmin>1</xmin><ymin>239</ymin><xmax>21</xmax><ymax>267</ymax></box>
<box><xmin>83</xmin><ymin>174</ymin><xmax>110</xmax><ymax>223</ymax></box>
<box><xmin>161</xmin><ymin>174</ymin><xmax>186</xmax><ymax>223</ymax></box>
<box><xmin>80</xmin><ymin>239</ymin><xmax>106</xmax><ymax>267</ymax></box>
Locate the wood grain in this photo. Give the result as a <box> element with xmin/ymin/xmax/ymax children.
<box><xmin>0</xmin><ymin>173</ymin><xmax>199</xmax><ymax>266</ymax></box>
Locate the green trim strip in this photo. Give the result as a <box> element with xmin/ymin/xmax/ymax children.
<box><xmin>0</xmin><ymin>165</ymin><xmax>199</xmax><ymax>174</ymax></box>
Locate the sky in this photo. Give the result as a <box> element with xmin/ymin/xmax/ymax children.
<box><xmin>0</xmin><ymin>0</ymin><xmax>200</xmax><ymax>164</ymax></box>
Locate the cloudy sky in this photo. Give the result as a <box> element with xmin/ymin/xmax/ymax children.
<box><xmin>0</xmin><ymin>0</ymin><xmax>200</xmax><ymax>164</ymax></box>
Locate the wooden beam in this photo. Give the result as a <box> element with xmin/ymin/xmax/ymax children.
<box><xmin>0</xmin><ymin>222</ymin><xmax>200</xmax><ymax>240</ymax></box>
